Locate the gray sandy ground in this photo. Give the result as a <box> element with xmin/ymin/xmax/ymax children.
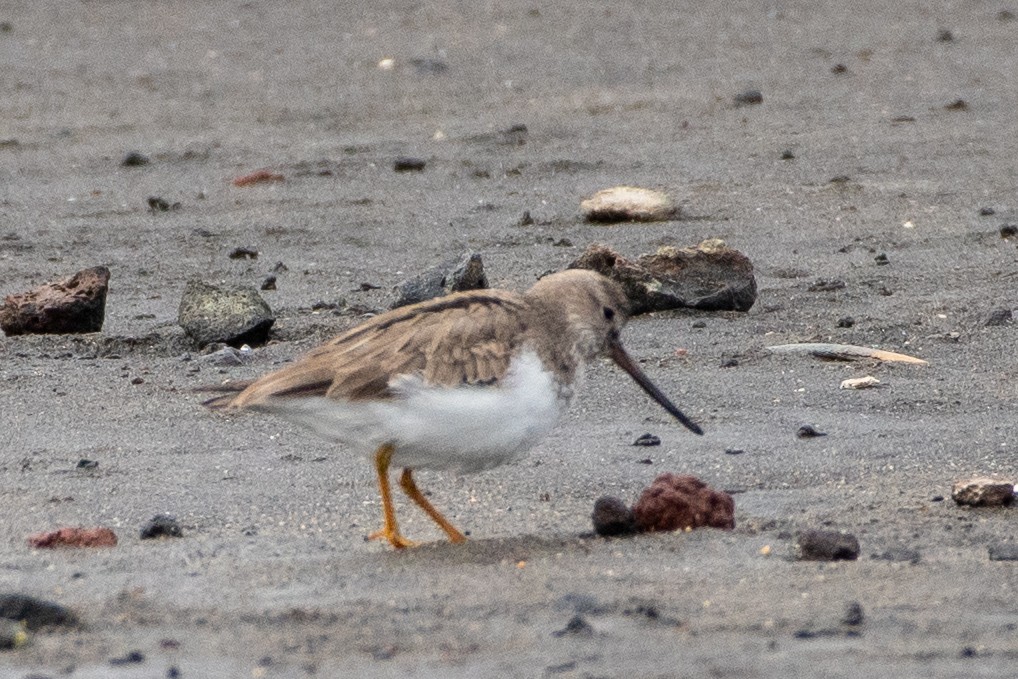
<box><xmin>1</xmin><ymin>1</ymin><xmax>1016</xmax><ymax>677</ymax></box>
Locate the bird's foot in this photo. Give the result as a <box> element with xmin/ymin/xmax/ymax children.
<box><xmin>368</xmin><ymin>527</ymin><xmax>418</xmax><ymax>549</ymax></box>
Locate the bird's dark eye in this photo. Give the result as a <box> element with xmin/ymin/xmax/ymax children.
<box><xmin>602</xmin><ymin>306</ymin><xmax>615</xmax><ymax>321</ymax></box>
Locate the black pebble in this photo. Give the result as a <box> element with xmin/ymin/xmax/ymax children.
<box><xmin>837</xmin><ymin>316</ymin><xmax>855</xmax><ymax>328</ymax></box>
<box><xmin>393</xmin><ymin>157</ymin><xmax>426</xmax><ymax>172</ymax></box>
<box><xmin>871</xmin><ymin>547</ymin><xmax>921</xmax><ymax>564</ymax></box>
<box><xmin>874</xmin><ymin>253</ymin><xmax>889</xmax><ymax>265</ymax></box>
<box><xmin>780</xmin><ymin>149</ymin><xmax>796</xmax><ymax>160</ymax></box>
<box><xmin>591</xmin><ymin>496</ymin><xmax>637</xmax><ymax>537</ymax></box>
<box><xmin>552</xmin><ymin>615</ymin><xmax>594</xmax><ymax>638</ymax></box>
<box><xmin>796</xmin><ymin>425</ymin><xmax>827</xmax><ymax>439</ymax></box>
<box><xmin>147</xmin><ymin>196</ymin><xmax>179</xmax><ymax>212</ymax></box>
<box><xmin>979</xmin><ymin>207</ymin><xmax>995</xmax><ymax>216</ymax></box>
<box><xmin>841</xmin><ymin>601</ymin><xmax>865</xmax><ymax>626</ymax></box>
<box><xmin>110</xmin><ymin>650</ymin><xmax>145</xmax><ymax>666</ymax></box>
<box><xmin>261</xmin><ymin>275</ymin><xmax>277</xmax><ymax>291</ymax></box>
<box><xmin>140</xmin><ymin>514</ymin><xmax>183</xmax><ymax>540</ymax></box>
<box><xmin>719</xmin><ymin>357</ymin><xmax>739</xmax><ymax>368</ymax></box>
<box><xmin>691</xmin><ymin>320</ymin><xmax>706</xmax><ymax>329</ymax></box>
<box><xmin>724</xmin><ymin>448</ymin><xmax>745</xmax><ymax>456</ymax></box>
<box><xmin>988</xmin><ymin>543</ymin><xmax>1018</xmax><ymax>561</ymax></box>
<box><xmin>76</xmin><ymin>458</ymin><xmax>98</xmax><ymax>469</ymax></box>
<box><xmin>734</xmin><ymin>89</ymin><xmax>763</xmax><ymax>106</ymax></box>
<box><xmin>121</xmin><ymin>151</ymin><xmax>150</xmax><ymax>167</ymax></box>
<box><xmin>632</xmin><ymin>433</ymin><xmax>661</xmax><ymax>447</ymax></box>
<box><xmin>229</xmin><ymin>246</ymin><xmax>259</xmax><ymax>259</ymax></box>
<box><xmin>999</xmin><ymin>224</ymin><xmax>1017</xmax><ymax>238</ymax></box>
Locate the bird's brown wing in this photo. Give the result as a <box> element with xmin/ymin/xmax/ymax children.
<box><xmin>222</xmin><ymin>289</ymin><xmax>530</xmax><ymax>409</ymax></box>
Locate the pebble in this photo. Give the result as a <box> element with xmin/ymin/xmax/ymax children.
<box><xmin>840</xmin><ymin>376</ymin><xmax>880</xmax><ymax>390</ymax></box>
<box><xmin>140</xmin><ymin>514</ymin><xmax>183</xmax><ymax>539</ymax></box>
<box><xmin>591</xmin><ymin>496</ymin><xmax>637</xmax><ymax>537</ymax></box>
<box><xmin>0</xmin><ymin>594</ymin><xmax>79</xmax><ymax>629</ymax></box>
<box><xmin>984</xmin><ymin>308</ymin><xmax>1013</xmax><ymax>326</ymax></box>
<box><xmin>392</xmin><ymin>252</ymin><xmax>487</xmax><ymax>309</ymax></box>
<box><xmin>796</xmin><ymin>425</ymin><xmax>827</xmax><ymax>439</ymax></box>
<box><xmin>632</xmin><ymin>473</ymin><xmax>736</xmax><ymax>532</ymax></box>
<box><xmin>632</xmin><ymin>433</ymin><xmax>661</xmax><ymax>447</ymax></box>
<box><xmin>796</xmin><ymin>529</ymin><xmax>860</xmax><ymax>561</ymax></box>
<box><xmin>393</xmin><ymin>157</ymin><xmax>426</xmax><ymax>172</ymax></box>
<box><xmin>734</xmin><ymin>89</ymin><xmax>763</xmax><ymax>106</ymax></box>
<box><xmin>552</xmin><ymin>615</ymin><xmax>593</xmax><ymax>638</ymax></box>
<box><xmin>999</xmin><ymin>224</ymin><xmax>1017</xmax><ymax>238</ymax></box>
<box><xmin>121</xmin><ymin>151</ymin><xmax>150</xmax><ymax>166</ymax></box>
<box><xmin>987</xmin><ymin>543</ymin><xmax>1018</xmax><ymax>561</ymax></box>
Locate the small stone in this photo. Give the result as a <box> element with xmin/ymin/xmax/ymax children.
<box><xmin>1</xmin><ymin>266</ymin><xmax>110</xmax><ymax>336</ymax></box>
<box><xmin>841</xmin><ymin>601</ymin><xmax>864</xmax><ymax>626</ymax></box>
<box><xmin>984</xmin><ymin>308</ymin><xmax>1013</xmax><ymax>327</ymax></box>
<box><xmin>936</xmin><ymin>28</ymin><xmax>955</xmax><ymax>42</ymax></box>
<box><xmin>944</xmin><ymin>98</ymin><xmax>968</xmax><ymax>111</ymax></box>
<box><xmin>796</xmin><ymin>529</ymin><xmax>860</xmax><ymax>561</ymax></box>
<box><xmin>232</xmin><ymin>169</ymin><xmax>284</xmax><ymax>186</ymax></box>
<box><xmin>147</xmin><ymin>196</ymin><xmax>179</xmax><ymax>212</ymax></box>
<box><xmin>591</xmin><ymin>496</ymin><xmax>637</xmax><ymax>537</ymax></box>
<box><xmin>734</xmin><ymin>89</ymin><xmax>763</xmax><ymax>106</ymax></box>
<box><xmin>780</xmin><ymin>149</ymin><xmax>795</xmax><ymax>160</ymax></box>
<box><xmin>874</xmin><ymin>253</ymin><xmax>889</xmax><ymax>265</ymax></box>
<box><xmin>260</xmin><ymin>275</ymin><xmax>277</xmax><ymax>291</ymax></box>
<box><xmin>999</xmin><ymin>224</ymin><xmax>1018</xmax><ymax>238</ymax></box>
<box><xmin>632</xmin><ymin>433</ymin><xmax>661</xmax><ymax>447</ymax></box>
<box><xmin>177</xmin><ymin>280</ymin><xmax>275</xmax><ymax>348</ymax></box>
<box><xmin>840</xmin><ymin>376</ymin><xmax>880</xmax><ymax>389</ymax></box>
<box><xmin>987</xmin><ymin>543</ymin><xmax>1018</xmax><ymax>561</ymax></box>
<box><xmin>580</xmin><ymin>186</ymin><xmax>679</xmax><ymax>223</ymax></box>
<box><xmin>76</xmin><ymin>458</ymin><xmax>98</xmax><ymax>469</ymax></box>
<box><xmin>121</xmin><ymin>151</ymin><xmax>150</xmax><ymax>166</ymax></box>
<box><xmin>719</xmin><ymin>357</ymin><xmax>739</xmax><ymax>368</ymax></box>
<box><xmin>498</xmin><ymin>123</ymin><xmax>528</xmax><ymax>146</ymax></box>
<box><xmin>632</xmin><ymin>473</ymin><xmax>735</xmax><ymax>532</ymax></box>
<box><xmin>796</xmin><ymin>425</ymin><xmax>827</xmax><ymax>439</ymax></box>
<box><xmin>978</xmin><ymin>207</ymin><xmax>996</xmax><ymax>216</ymax></box>
<box><xmin>518</xmin><ymin>210</ymin><xmax>534</xmax><ymax>226</ymax></box>
<box><xmin>393</xmin><ymin>157</ymin><xmax>426</xmax><ymax>172</ymax></box>
<box><xmin>724</xmin><ymin>448</ymin><xmax>745</xmax><ymax>456</ymax></box>
<box><xmin>228</xmin><ymin>247</ymin><xmax>259</xmax><ymax>260</ymax></box>
<box><xmin>140</xmin><ymin>514</ymin><xmax>183</xmax><ymax>540</ymax></box>
<box><xmin>0</xmin><ymin>594</ymin><xmax>79</xmax><ymax>629</ymax></box>
<box><xmin>27</xmin><ymin>527</ymin><xmax>118</xmax><ymax>549</ymax></box>
<box><xmin>202</xmin><ymin>344</ymin><xmax>252</xmax><ymax>367</ymax></box>
<box><xmin>691</xmin><ymin>320</ymin><xmax>707</xmax><ymax>329</ymax></box>
<box><xmin>951</xmin><ymin>478</ymin><xmax>1015</xmax><ymax>507</ymax></box>
<box><xmin>392</xmin><ymin>252</ymin><xmax>487</xmax><ymax>308</ymax></box>
<box><xmin>837</xmin><ymin>316</ymin><xmax>855</xmax><ymax>328</ymax></box>
<box><xmin>0</xmin><ymin>619</ymin><xmax>28</xmax><ymax>649</ymax></box>
<box><xmin>110</xmin><ymin>650</ymin><xmax>145</xmax><ymax>665</ymax></box>
<box><xmin>552</xmin><ymin>615</ymin><xmax>593</xmax><ymax>638</ymax></box>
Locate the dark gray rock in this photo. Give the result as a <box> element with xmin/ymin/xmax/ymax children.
<box><xmin>796</xmin><ymin>529</ymin><xmax>860</xmax><ymax>561</ymax></box>
<box><xmin>988</xmin><ymin>543</ymin><xmax>1018</xmax><ymax>561</ymax></box>
<box><xmin>1</xmin><ymin>266</ymin><xmax>110</xmax><ymax>336</ymax></box>
<box><xmin>0</xmin><ymin>594</ymin><xmax>79</xmax><ymax>630</ymax></box>
<box><xmin>140</xmin><ymin>514</ymin><xmax>183</xmax><ymax>539</ymax></box>
<box><xmin>177</xmin><ymin>280</ymin><xmax>274</xmax><ymax>348</ymax></box>
<box><xmin>391</xmin><ymin>252</ymin><xmax>487</xmax><ymax>309</ymax></box>
<box><xmin>569</xmin><ymin>241</ymin><xmax>756</xmax><ymax>314</ymax></box>
<box><xmin>591</xmin><ymin>496</ymin><xmax>637</xmax><ymax>537</ymax></box>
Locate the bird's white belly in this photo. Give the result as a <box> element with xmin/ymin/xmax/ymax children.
<box><xmin>261</xmin><ymin>351</ymin><xmax>568</xmax><ymax>473</ymax></box>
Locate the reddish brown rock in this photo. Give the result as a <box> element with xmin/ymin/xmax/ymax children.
<box><xmin>27</xmin><ymin>527</ymin><xmax>118</xmax><ymax>549</ymax></box>
<box><xmin>1</xmin><ymin>266</ymin><xmax>110</xmax><ymax>336</ymax></box>
<box><xmin>631</xmin><ymin>473</ymin><xmax>735</xmax><ymax>532</ymax></box>
<box><xmin>952</xmin><ymin>478</ymin><xmax>1015</xmax><ymax>507</ymax></box>
<box><xmin>569</xmin><ymin>241</ymin><xmax>756</xmax><ymax>314</ymax></box>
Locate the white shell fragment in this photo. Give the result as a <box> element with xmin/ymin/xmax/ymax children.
<box><xmin>840</xmin><ymin>376</ymin><xmax>881</xmax><ymax>389</ymax></box>
<box><xmin>580</xmin><ymin>186</ymin><xmax>679</xmax><ymax>223</ymax></box>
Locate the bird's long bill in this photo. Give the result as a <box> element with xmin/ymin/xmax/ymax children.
<box><xmin>608</xmin><ymin>339</ymin><xmax>704</xmax><ymax>435</ymax></box>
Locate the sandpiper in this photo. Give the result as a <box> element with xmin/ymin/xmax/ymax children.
<box><xmin>203</xmin><ymin>268</ymin><xmax>703</xmax><ymax>548</ymax></box>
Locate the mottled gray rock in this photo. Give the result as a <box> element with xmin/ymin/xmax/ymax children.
<box><xmin>1</xmin><ymin>266</ymin><xmax>110</xmax><ymax>335</ymax></box>
<box><xmin>177</xmin><ymin>280</ymin><xmax>274</xmax><ymax>348</ymax></box>
<box><xmin>391</xmin><ymin>252</ymin><xmax>488</xmax><ymax>309</ymax></box>
<box><xmin>952</xmin><ymin>478</ymin><xmax>1015</xmax><ymax>507</ymax></box>
<box><xmin>570</xmin><ymin>241</ymin><xmax>757</xmax><ymax>314</ymax></box>
<box><xmin>0</xmin><ymin>594</ymin><xmax>79</xmax><ymax>629</ymax></box>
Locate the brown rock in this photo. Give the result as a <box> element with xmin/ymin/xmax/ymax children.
<box><xmin>1</xmin><ymin>266</ymin><xmax>110</xmax><ymax>335</ymax></box>
<box><xmin>951</xmin><ymin>478</ymin><xmax>1015</xmax><ymax>507</ymax></box>
<box><xmin>27</xmin><ymin>526</ymin><xmax>118</xmax><ymax>548</ymax></box>
<box><xmin>569</xmin><ymin>241</ymin><xmax>756</xmax><ymax>314</ymax></box>
<box><xmin>631</xmin><ymin>473</ymin><xmax>735</xmax><ymax>532</ymax></box>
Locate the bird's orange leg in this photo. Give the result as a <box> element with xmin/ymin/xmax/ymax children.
<box><xmin>399</xmin><ymin>469</ymin><xmax>467</xmax><ymax>544</ymax></box>
<box><xmin>367</xmin><ymin>444</ymin><xmax>417</xmax><ymax>549</ymax></box>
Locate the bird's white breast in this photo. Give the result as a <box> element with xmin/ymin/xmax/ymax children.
<box><xmin>260</xmin><ymin>350</ymin><xmax>568</xmax><ymax>473</ymax></box>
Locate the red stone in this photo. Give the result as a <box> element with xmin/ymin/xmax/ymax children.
<box><xmin>1</xmin><ymin>266</ymin><xmax>110</xmax><ymax>335</ymax></box>
<box><xmin>27</xmin><ymin>527</ymin><xmax>118</xmax><ymax>548</ymax></box>
<box><xmin>632</xmin><ymin>473</ymin><xmax>735</xmax><ymax>532</ymax></box>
